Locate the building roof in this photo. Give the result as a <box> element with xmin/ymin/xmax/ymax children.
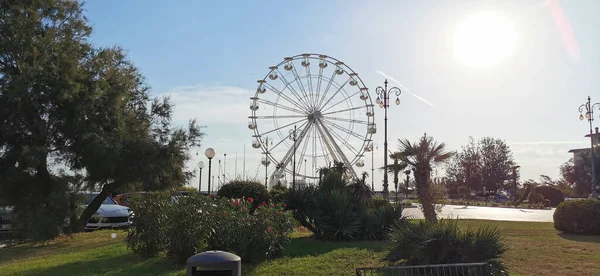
<box><xmin>568</xmin><ymin>148</ymin><xmax>589</xmax><ymax>153</ymax></box>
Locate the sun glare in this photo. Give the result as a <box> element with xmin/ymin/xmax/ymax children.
<box><xmin>452</xmin><ymin>11</ymin><xmax>517</xmax><ymax>67</ymax></box>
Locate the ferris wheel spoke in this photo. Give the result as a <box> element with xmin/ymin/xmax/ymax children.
<box><xmin>254</xmin><ymin>115</ymin><xmax>306</xmax><ymax>119</ymax></box>
<box><xmin>317</xmin><ymin>130</ymin><xmax>331</xmax><ymax>166</ymax></box>
<box><xmin>258</xmin><ymin>117</ymin><xmax>308</xmax><ymax>137</ymax></box>
<box><xmin>318</xmin><ymin>78</ymin><xmax>350</xmax><ymax>111</ymax></box>
<box><xmin>321</xmin><ymin>90</ymin><xmax>362</xmax><ymax>113</ymax></box>
<box><xmin>269</xmin><ymin>120</ymin><xmax>310</xmax><ymax>152</ymax></box>
<box><xmin>275</xmin><ymin>69</ymin><xmax>313</xmax><ymax>111</ymax></box>
<box><xmin>314</xmin><ymin>65</ymin><xmax>325</xmax><ymax>109</ymax></box>
<box><xmin>315</xmin><ymin>122</ymin><xmax>339</xmax><ymax>162</ymax></box>
<box><xmin>322</xmin><ymin>116</ymin><xmax>368</xmax><ymax>124</ymax></box>
<box><xmin>264</xmin><ymin>82</ymin><xmax>310</xmax><ymax>113</ymax></box>
<box><xmin>316</xmin><ymin>71</ymin><xmax>338</xmax><ymax>111</ymax></box>
<box><xmin>317</xmin><ymin>121</ymin><xmax>358</xmax><ymax>179</ymax></box>
<box><xmin>271</xmin><ymin>124</ymin><xmax>312</xmax><ymax>179</ymax></box>
<box><xmin>257</xmin><ymin>99</ymin><xmax>306</xmax><ymax>115</ymax></box>
<box><xmin>323</xmin><ymin>123</ymin><xmax>360</xmax><ymax>157</ymax></box>
<box><xmin>322</xmin><ymin>120</ymin><xmax>365</xmax><ymax>142</ymax></box>
<box><xmin>305</xmin><ymin>63</ymin><xmax>315</xmax><ymax>110</ymax></box>
<box><xmin>321</xmin><ymin>105</ymin><xmax>364</xmax><ymax>117</ymax></box>
<box><xmin>290</xmin><ymin>65</ymin><xmax>312</xmax><ymax>108</ymax></box>
<box><xmin>296</xmin><ymin>123</ymin><xmax>313</xmax><ymax>174</ymax></box>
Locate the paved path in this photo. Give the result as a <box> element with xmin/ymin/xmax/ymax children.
<box><xmin>403</xmin><ymin>204</ymin><xmax>555</xmax><ymax>222</ymax></box>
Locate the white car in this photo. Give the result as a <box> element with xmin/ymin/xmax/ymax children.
<box><xmin>82</xmin><ymin>192</ymin><xmax>133</xmax><ymax>231</ymax></box>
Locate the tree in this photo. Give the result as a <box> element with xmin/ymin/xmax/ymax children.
<box><xmin>444</xmin><ymin>137</ymin><xmax>516</xmax><ymax>195</ymax></box>
<box><xmin>479</xmin><ymin>137</ymin><xmax>515</xmax><ymax>193</ymax></box>
<box><xmin>399</xmin><ymin>133</ymin><xmax>454</xmax><ymax>223</ymax></box>
<box><xmin>381</xmin><ymin>151</ymin><xmax>407</xmax><ymax>202</ymax></box>
<box><xmin>559</xmin><ymin>149</ymin><xmax>600</xmax><ymax>197</ymax></box>
<box><xmin>0</xmin><ymin>1</ymin><xmax>202</xmax><ymax>237</ymax></box>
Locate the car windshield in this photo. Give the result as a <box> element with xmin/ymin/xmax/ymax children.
<box><xmin>84</xmin><ymin>194</ymin><xmax>116</xmax><ymax>205</ymax></box>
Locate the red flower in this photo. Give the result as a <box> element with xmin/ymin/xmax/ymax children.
<box><xmin>234</xmin><ymin>201</ymin><xmax>240</xmax><ymax>205</ymax></box>
<box><xmin>283</xmin><ymin>204</ymin><xmax>287</xmax><ymax>207</ymax></box>
<box><xmin>270</xmin><ymin>203</ymin><xmax>274</xmax><ymax>207</ymax></box>
<box><xmin>247</xmin><ymin>197</ymin><xmax>254</xmax><ymax>203</ymax></box>
<box><xmin>242</xmin><ymin>207</ymin><xmax>247</xmax><ymax>211</ymax></box>
<box><xmin>261</xmin><ymin>202</ymin><xmax>267</xmax><ymax>206</ymax></box>
<box><xmin>267</xmin><ymin>227</ymin><xmax>273</xmax><ymax>233</ymax></box>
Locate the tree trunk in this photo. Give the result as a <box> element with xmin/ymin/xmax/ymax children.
<box><xmin>415</xmin><ymin>169</ymin><xmax>437</xmax><ymax>223</ymax></box>
<box><xmin>77</xmin><ymin>186</ymin><xmax>112</xmax><ymax>232</ymax></box>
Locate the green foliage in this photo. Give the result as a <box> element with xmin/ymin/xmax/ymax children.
<box><xmin>126</xmin><ymin>192</ymin><xmax>171</xmax><ymax>257</ymax></box>
<box><xmin>126</xmin><ymin>192</ymin><xmax>294</xmax><ymax>264</ymax></box>
<box><xmin>269</xmin><ymin>182</ymin><xmax>289</xmax><ymax>205</ymax></box>
<box><xmin>386</xmin><ymin>219</ymin><xmax>508</xmax><ymax>275</ymax></box>
<box><xmin>217</xmin><ymin>179</ymin><xmax>269</xmax><ymax>208</ymax></box>
<box><xmin>0</xmin><ymin>0</ymin><xmax>203</xmax><ymax>238</ymax></box>
<box><xmin>11</xmin><ymin>180</ymin><xmax>71</xmax><ymax>242</ymax></box>
<box><xmin>535</xmin><ymin>186</ymin><xmax>564</xmax><ymax>207</ymax></box>
<box><xmin>287</xmin><ymin>168</ymin><xmax>403</xmax><ymax>241</ymax></box>
<box><xmin>165</xmin><ymin>193</ymin><xmax>214</xmax><ymax>264</ymax></box>
<box><xmin>314</xmin><ymin>190</ymin><xmax>360</xmax><ymax>241</ymax></box>
<box><xmin>207</xmin><ymin>198</ymin><xmax>294</xmax><ymax>263</ymax></box>
<box><xmin>554</xmin><ymin>199</ymin><xmax>600</xmax><ymax>235</ymax></box>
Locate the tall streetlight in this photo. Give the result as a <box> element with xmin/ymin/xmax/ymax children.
<box><xmin>289</xmin><ymin>125</ymin><xmax>298</xmax><ymax>190</ymax></box>
<box><xmin>223</xmin><ymin>153</ymin><xmax>227</xmax><ymax>184</ymax></box>
<box><xmin>205</xmin><ymin>148</ymin><xmax>215</xmax><ymax>195</ymax></box>
<box><xmin>374</xmin><ymin>79</ymin><xmax>402</xmax><ymax>200</ymax></box>
<box><xmin>365</xmin><ymin>141</ymin><xmax>378</xmax><ymax>191</ymax></box>
<box><xmin>261</xmin><ymin>137</ymin><xmax>272</xmax><ymax>188</ymax></box>
<box><xmin>197</xmin><ymin>161</ymin><xmax>205</xmax><ymax>192</ymax></box>
<box><xmin>578</xmin><ymin>96</ymin><xmax>600</xmax><ymax>198</ymax></box>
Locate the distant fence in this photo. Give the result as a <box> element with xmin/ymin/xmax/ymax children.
<box><xmin>356</xmin><ymin>262</ymin><xmax>490</xmax><ymax>276</ymax></box>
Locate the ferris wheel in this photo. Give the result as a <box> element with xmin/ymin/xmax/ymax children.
<box><xmin>248</xmin><ymin>53</ymin><xmax>376</xmax><ymax>181</ymax></box>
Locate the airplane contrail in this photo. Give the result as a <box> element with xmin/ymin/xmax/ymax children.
<box><xmin>375</xmin><ymin>70</ymin><xmax>435</xmax><ymax>108</ymax></box>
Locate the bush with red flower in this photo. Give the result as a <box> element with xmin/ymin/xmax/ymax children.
<box><xmin>126</xmin><ymin>191</ymin><xmax>293</xmax><ymax>264</ymax></box>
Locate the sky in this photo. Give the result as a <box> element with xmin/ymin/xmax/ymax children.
<box><xmin>83</xmin><ymin>0</ymin><xmax>600</xmax><ymax>191</ymax></box>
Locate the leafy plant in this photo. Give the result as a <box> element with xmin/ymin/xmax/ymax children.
<box><xmin>554</xmin><ymin>199</ymin><xmax>600</xmax><ymax>235</ymax></box>
<box><xmin>269</xmin><ymin>182</ymin><xmax>289</xmax><ymax>205</ymax></box>
<box><xmin>386</xmin><ymin>219</ymin><xmax>508</xmax><ymax>275</ymax></box>
<box><xmin>314</xmin><ymin>190</ymin><xmax>360</xmax><ymax>241</ymax></box>
<box><xmin>165</xmin><ymin>193</ymin><xmax>214</xmax><ymax>264</ymax></box>
<box><xmin>217</xmin><ymin>179</ymin><xmax>269</xmax><ymax>208</ymax></box>
<box><xmin>126</xmin><ymin>192</ymin><xmax>171</xmax><ymax>257</ymax></box>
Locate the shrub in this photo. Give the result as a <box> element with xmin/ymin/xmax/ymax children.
<box><xmin>126</xmin><ymin>192</ymin><xmax>171</xmax><ymax>257</ymax></box>
<box><xmin>269</xmin><ymin>182</ymin><xmax>288</xmax><ymax>205</ymax></box>
<box><xmin>536</xmin><ymin>186</ymin><xmax>564</xmax><ymax>207</ymax></box>
<box><xmin>554</xmin><ymin>199</ymin><xmax>600</xmax><ymax>235</ymax></box>
<box><xmin>207</xmin><ymin>198</ymin><xmax>294</xmax><ymax>263</ymax></box>
<box><xmin>165</xmin><ymin>193</ymin><xmax>215</xmax><ymax>264</ymax></box>
<box><xmin>127</xmin><ymin>193</ymin><xmax>294</xmax><ymax>264</ymax></box>
<box><xmin>217</xmin><ymin>179</ymin><xmax>269</xmax><ymax>208</ymax></box>
<box><xmin>386</xmin><ymin>219</ymin><xmax>508</xmax><ymax>275</ymax></box>
<box><xmin>314</xmin><ymin>189</ymin><xmax>360</xmax><ymax>241</ymax></box>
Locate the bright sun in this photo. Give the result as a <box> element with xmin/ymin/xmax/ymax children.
<box><xmin>452</xmin><ymin>11</ymin><xmax>517</xmax><ymax>67</ymax></box>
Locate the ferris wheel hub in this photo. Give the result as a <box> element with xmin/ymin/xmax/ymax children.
<box><xmin>308</xmin><ymin>110</ymin><xmax>323</xmax><ymax>122</ymax></box>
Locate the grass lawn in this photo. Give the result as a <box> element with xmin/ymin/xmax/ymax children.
<box><xmin>0</xmin><ymin>220</ymin><xmax>599</xmax><ymax>276</ymax></box>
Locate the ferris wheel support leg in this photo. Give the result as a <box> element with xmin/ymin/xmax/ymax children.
<box><xmin>317</xmin><ymin>120</ymin><xmax>359</xmax><ymax>180</ymax></box>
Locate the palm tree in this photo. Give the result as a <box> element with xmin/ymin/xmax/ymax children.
<box><xmin>381</xmin><ymin>151</ymin><xmax>407</xmax><ymax>202</ymax></box>
<box><xmin>361</xmin><ymin>171</ymin><xmax>369</xmax><ymax>186</ymax></box>
<box><xmin>399</xmin><ymin>133</ymin><xmax>454</xmax><ymax>223</ymax></box>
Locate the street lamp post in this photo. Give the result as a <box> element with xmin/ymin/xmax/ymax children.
<box><xmin>261</xmin><ymin>137</ymin><xmax>272</xmax><ymax>188</ymax></box>
<box><xmin>289</xmin><ymin>125</ymin><xmax>298</xmax><ymax>190</ymax></box>
<box><xmin>511</xmin><ymin>165</ymin><xmax>520</xmax><ymax>200</ymax></box>
<box><xmin>205</xmin><ymin>148</ymin><xmax>216</xmax><ymax>195</ymax></box>
<box><xmin>375</xmin><ymin>79</ymin><xmax>402</xmax><ymax>200</ymax></box>
<box><xmin>197</xmin><ymin>161</ymin><xmax>205</xmax><ymax>192</ymax></box>
<box><xmin>578</xmin><ymin>96</ymin><xmax>600</xmax><ymax>198</ymax></box>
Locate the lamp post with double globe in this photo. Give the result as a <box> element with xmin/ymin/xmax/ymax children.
<box><xmin>578</xmin><ymin>96</ymin><xmax>600</xmax><ymax>198</ymax></box>
<box><xmin>374</xmin><ymin>79</ymin><xmax>402</xmax><ymax>200</ymax></box>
